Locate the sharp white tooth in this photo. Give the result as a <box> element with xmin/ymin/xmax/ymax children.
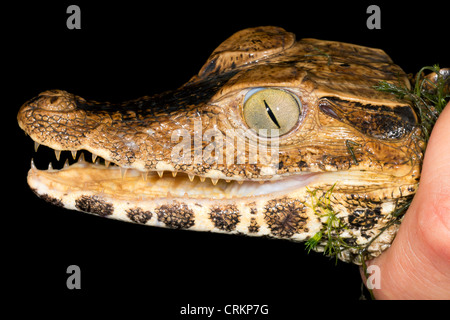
<box><xmin>78</xmin><ymin>153</ymin><xmax>85</xmax><ymax>163</ymax></box>
<box><xmin>172</xmin><ymin>171</ymin><xmax>177</xmax><ymax>177</ymax></box>
<box><xmin>54</xmin><ymin>150</ymin><xmax>61</xmax><ymax>161</ymax></box>
<box><xmin>200</xmin><ymin>176</ymin><xmax>205</xmax><ymax>182</ymax></box>
<box><xmin>120</xmin><ymin>167</ymin><xmax>127</xmax><ymax>179</ymax></box>
<box><xmin>48</xmin><ymin>162</ymin><xmax>53</xmax><ymax>170</ymax></box>
<box><xmin>183</xmin><ymin>192</ymin><xmax>189</xmax><ymax>198</ymax></box>
<box><xmin>141</xmin><ymin>171</ymin><xmax>148</xmax><ymax>181</ymax></box>
<box><xmin>238</xmin><ymin>180</ymin><xmax>244</xmax><ymax>185</ymax></box>
<box><xmin>64</xmin><ymin>158</ymin><xmax>70</xmax><ymax>168</ymax></box>
<box><xmin>157</xmin><ymin>170</ymin><xmax>164</xmax><ymax>178</ymax></box>
<box><xmin>92</xmin><ymin>154</ymin><xmax>98</xmax><ymax>163</ymax></box>
<box><xmin>211</xmin><ymin>178</ymin><xmax>218</xmax><ymax>186</ymax></box>
<box><xmin>34</xmin><ymin>142</ymin><xmax>40</xmax><ymax>152</ymax></box>
<box><xmin>105</xmin><ymin>160</ymin><xmax>111</xmax><ymax>167</ymax></box>
<box><xmin>95</xmin><ymin>157</ymin><xmax>101</xmax><ymax>165</ymax></box>
<box><xmin>188</xmin><ymin>173</ymin><xmax>195</xmax><ymax>182</ymax></box>
<box><xmin>31</xmin><ymin>158</ymin><xmax>36</xmax><ymax>169</ymax></box>
<box><xmin>71</xmin><ymin>151</ymin><xmax>77</xmax><ymax>159</ymax></box>
<box><xmin>225</xmin><ymin>180</ymin><xmax>231</xmax><ymax>183</ymax></box>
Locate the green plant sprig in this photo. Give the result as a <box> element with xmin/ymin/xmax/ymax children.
<box><xmin>374</xmin><ymin>65</ymin><xmax>449</xmax><ymax>140</ymax></box>
<box><xmin>305</xmin><ymin>183</ymin><xmax>357</xmax><ymax>263</ymax></box>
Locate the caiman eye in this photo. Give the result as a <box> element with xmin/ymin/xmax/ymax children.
<box><xmin>243</xmin><ymin>88</ymin><xmax>301</xmax><ymax>137</ymax></box>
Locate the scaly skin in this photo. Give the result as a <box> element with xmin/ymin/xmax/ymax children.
<box><xmin>17</xmin><ymin>26</ymin><xmax>425</xmax><ymax>263</ymax></box>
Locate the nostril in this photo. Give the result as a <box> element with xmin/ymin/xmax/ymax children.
<box><xmin>36</xmin><ymin>89</ymin><xmax>77</xmax><ymax>112</ymax></box>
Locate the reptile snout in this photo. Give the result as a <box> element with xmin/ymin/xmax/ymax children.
<box><xmin>17</xmin><ymin>89</ymin><xmax>89</xmax><ymax>150</ymax></box>
<box><xmin>33</xmin><ymin>89</ymin><xmax>78</xmax><ymax>112</ymax></box>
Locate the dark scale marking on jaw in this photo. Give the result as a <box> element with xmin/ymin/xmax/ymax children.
<box><xmin>30</xmin><ymin>188</ymin><xmax>64</xmax><ymax>207</ymax></box>
<box><xmin>155</xmin><ymin>202</ymin><xmax>195</xmax><ymax>229</ymax></box>
<box><xmin>248</xmin><ymin>217</ymin><xmax>260</xmax><ymax>233</ymax></box>
<box><xmin>126</xmin><ymin>208</ymin><xmax>153</xmax><ymax>224</ymax></box>
<box><xmin>209</xmin><ymin>204</ymin><xmax>240</xmax><ymax>232</ymax></box>
<box><xmin>41</xmin><ymin>194</ymin><xmax>64</xmax><ymax>207</ymax></box>
<box><xmin>263</xmin><ymin>198</ymin><xmax>308</xmax><ymax>237</ymax></box>
<box><xmin>297</xmin><ymin>160</ymin><xmax>308</xmax><ymax>169</ymax></box>
<box><xmin>348</xmin><ymin>207</ymin><xmax>382</xmax><ymax>231</ymax></box>
<box><xmin>75</xmin><ymin>195</ymin><xmax>113</xmax><ymax>217</ymax></box>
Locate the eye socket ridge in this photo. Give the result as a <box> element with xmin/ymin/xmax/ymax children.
<box><xmin>242</xmin><ymin>87</ymin><xmax>301</xmax><ymax>137</ymax></box>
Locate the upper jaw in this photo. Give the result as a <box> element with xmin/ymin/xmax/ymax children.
<box><xmin>26</xmin><ymin>142</ymin><xmax>400</xmax><ymax>202</ymax></box>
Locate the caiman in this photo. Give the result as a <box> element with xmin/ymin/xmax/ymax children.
<box><xmin>17</xmin><ymin>26</ymin><xmax>432</xmax><ymax>264</ymax></box>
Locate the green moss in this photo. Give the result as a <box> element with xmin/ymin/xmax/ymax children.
<box><xmin>374</xmin><ymin>65</ymin><xmax>449</xmax><ymax>140</ymax></box>
<box><xmin>305</xmin><ymin>183</ymin><xmax>353</xmax><ymax>263</ymax></box>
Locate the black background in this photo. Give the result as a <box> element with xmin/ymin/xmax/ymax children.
<box><xmin>4</xmin><ymin>0</ymin><xmax>449</xmax><ymax>314</ymax></box>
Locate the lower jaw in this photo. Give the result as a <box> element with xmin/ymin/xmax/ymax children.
<box><xmin>27</xmin><ymin>161</ymin><xmax>409</xmax><ymax>264</ymax></box>
<box><xmin>27</xmin><ymin>159</ymin><xmax>400</xmax><ymax>205</ymax></box>
<box><xmin>27</xmin><ymin>161</ymin><xmax>322</xmax><ymax>201</ymax></box>
<box><xmin>27</xmin><ymin>162</ymin><xmax>331</xmax><ymax>239</ymax></box>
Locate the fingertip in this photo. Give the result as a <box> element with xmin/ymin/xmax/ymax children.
<box><xmin>414</xmin><ymin>101</ymin><xmax>450</xmax><ymax>261</ymax></box>
<box><xmin>361</xmin><ymin>102</ymin><xmax>450</xmax><ymax>299</ymax></box>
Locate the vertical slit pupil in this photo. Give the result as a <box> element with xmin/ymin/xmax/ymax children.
<box><xmin>263</xmin><ymin>100</ymin><xmax>281</xmax><ymax>128</ymax></box>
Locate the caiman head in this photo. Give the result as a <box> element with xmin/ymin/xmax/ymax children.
<box><xmin>17</xmin><ymin>26</ymin><xmax>424</xmax><ymax>264</ymax></box>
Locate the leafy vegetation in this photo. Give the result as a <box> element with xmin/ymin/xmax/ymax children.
<box><xmin>375</xmin><ymin>65</ymin><xmax>449</xmax><ymax>140</ymax></box>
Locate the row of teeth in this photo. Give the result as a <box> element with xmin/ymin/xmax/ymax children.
<box><xmin>32</xmin><ymin>142</ymin><xmax>261</xmax><ymax>185</ymax></box>
<box><xmin>34</xmin><ymin>142</ymin><xmax>115</xmax><ymax>167</ymax></box>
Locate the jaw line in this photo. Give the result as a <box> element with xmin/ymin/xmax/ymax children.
<box><xmin>27</xmin><ymin>161</ymin><xmax>322</xmax><ymax>201</ymax></box>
